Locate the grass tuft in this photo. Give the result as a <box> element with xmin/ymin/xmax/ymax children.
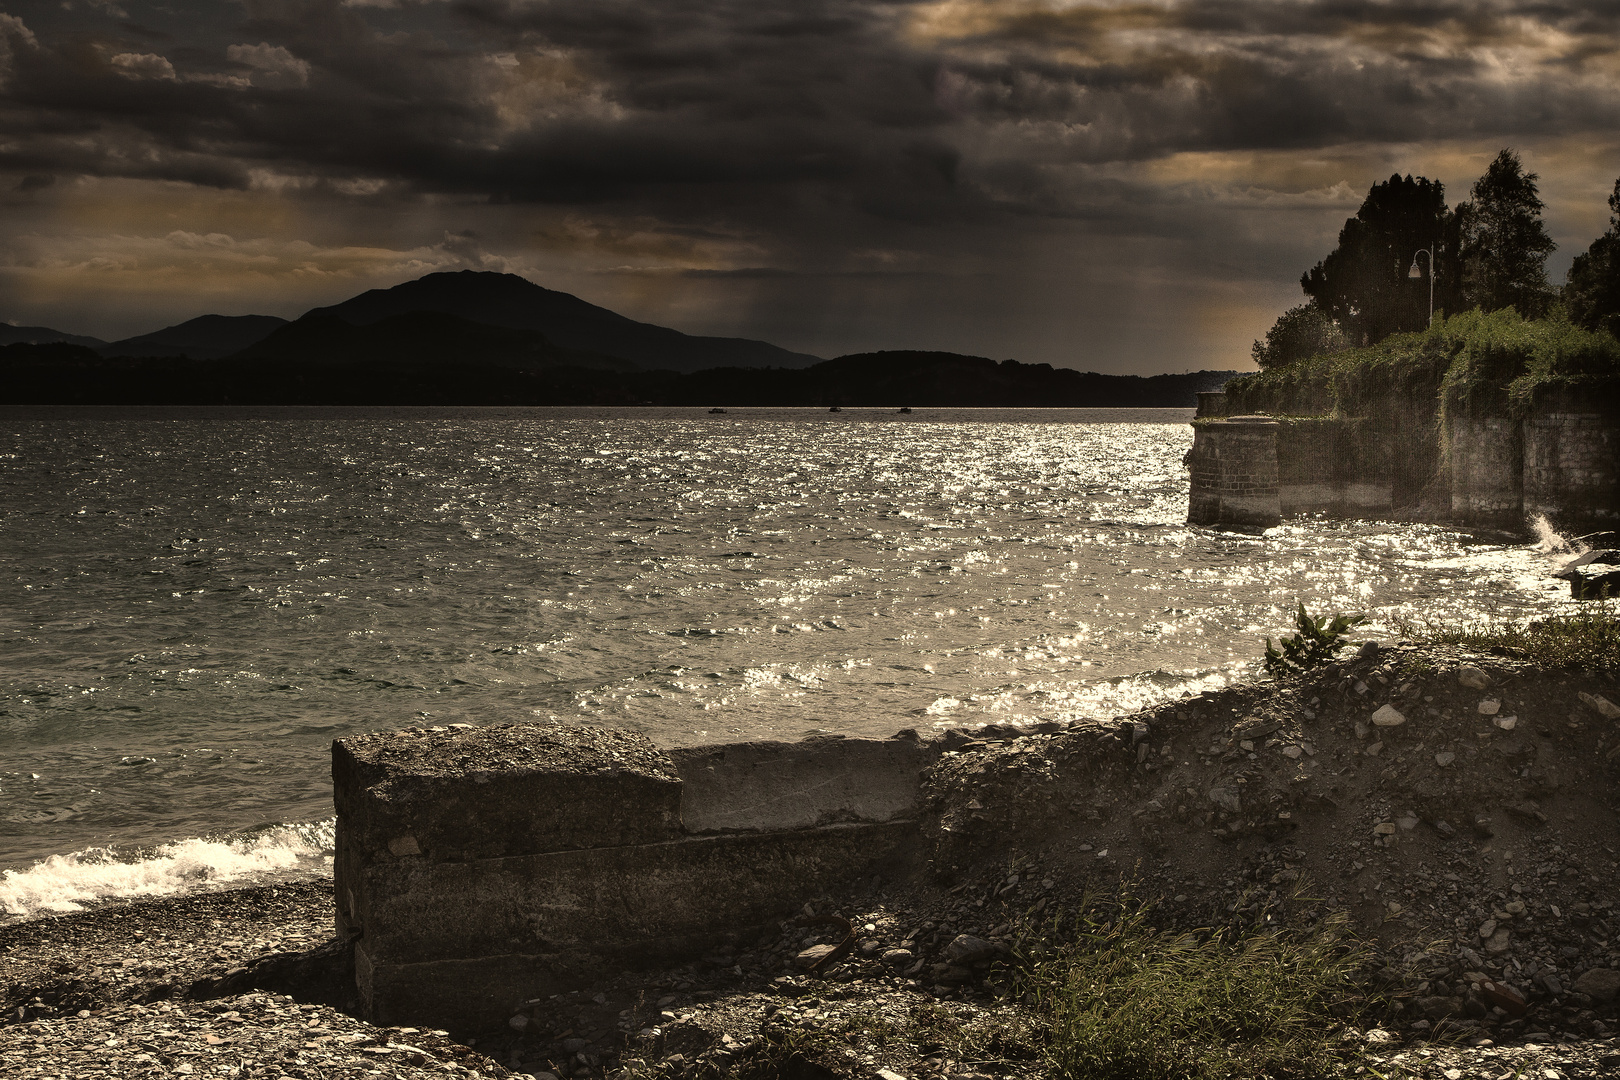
<box><xmin>1013</xmin><ymin>891</ymin><xmax>1369</xmax><ymax>1080</ymax></box>
<box><xmin>1395</xmin><ymin>600</ymin><xmax>1620</xmax><ymax>670</ymax></box>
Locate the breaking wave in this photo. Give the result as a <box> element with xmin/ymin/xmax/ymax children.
<box><xmin>0</xmin><ymin>819</ymin><xmax>334</xmax><ymax>921</ymax></box>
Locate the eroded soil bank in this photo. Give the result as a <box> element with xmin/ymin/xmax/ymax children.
<box><xmin>4</xmin><ymin>642</ymin><xmax>1620</xmax><ymax>1079</ymax></box>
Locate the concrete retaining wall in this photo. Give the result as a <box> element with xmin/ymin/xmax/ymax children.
<box><xmin>333</xmin><ymin>725</ymin><xmax>937</xmax><ymax>1029</ymax></box>
<box><xmin>1448</xmin><ymin>414</ymin><xmax>1524</xmax><ymax>530</ymax></box>
<box><xmin>1524</xmin><ymin>387</ymin><xmax>1620</xmax><ymax>535</ymax></box>
<box><xmin>1185</xmin><ymin>416</ymin><xmax>1281</xmax><ymax>530</ymax></box>
<box><xmin>1274</xmin><ymin>416</ymin><xmax>1393</xmax><ymax>518</ymax></box>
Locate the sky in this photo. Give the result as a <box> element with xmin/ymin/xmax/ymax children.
<box><xmin>3</xmin><ymin>1</ymin><xmax>1620</xmax><ymax>374</ymax></box>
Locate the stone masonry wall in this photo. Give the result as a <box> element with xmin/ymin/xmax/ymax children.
<box><xmin>1448</xmin><ymin>415</ymin><xmax>1524</xmax><ymax>530</ymax></box>
<box><xmin>1185</xmin><ymin>417</ymin><xmax>1281</xmax><ymax>530</ymax></box>
<box><xmin>1524</xmin><ymin>385</ymin><xmax>1620</xmax><ymax>535</ymax></box>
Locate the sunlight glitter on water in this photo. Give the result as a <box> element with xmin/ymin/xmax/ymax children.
<box><xmin>0</xmin><ymin>407</ymin><xmax>1590</xmax><ymax>877</ymax></box>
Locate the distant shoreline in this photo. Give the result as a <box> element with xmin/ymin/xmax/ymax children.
<box><xmin>0</xmin><ymin>404</ymin><xmax>1197</xmax><ymax>422</ymax></box>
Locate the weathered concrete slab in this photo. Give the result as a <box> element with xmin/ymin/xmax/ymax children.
<box><xmin>333</xmin><ymin>724</ymin><xmax>931</xmax><ymax>1029</ymax></box>
<box><xmin>334</xmin><ymin>724</ymin><xmax>681</xmax><ymax>861</ymax></box>
<box><xmin>354</xmin><ymin>821</ymin><xmax>917</xmax><ymax>1027</ymax></box>
<box><xmin>669</xmin><ymin>732</ymin><xmax>937</xmax><ymax>833</ymax></box>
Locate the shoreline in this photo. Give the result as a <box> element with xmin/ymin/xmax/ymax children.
<box><xmin>5</xmin><ymin>640</ymin><xmax>1620</xmax><ymax>1078</ymax></box>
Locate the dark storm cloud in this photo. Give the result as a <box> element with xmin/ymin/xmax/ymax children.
<box><xmin>4</xmin><ymin>0</ymin><xmax>1618</xmax><ymax>220</ymax></box>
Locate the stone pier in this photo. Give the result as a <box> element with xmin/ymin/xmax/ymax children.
<box><xmin>1184</xmin><ymin>415</ymin><xmax>1281</xmax><ymax>530</ymax></box>
<box><xmin>333</xmin><ymin>724</ymin><xmax>935</xmax><ymax>1029</ymax></box>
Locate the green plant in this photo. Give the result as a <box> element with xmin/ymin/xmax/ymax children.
<box><xmin>1395</xmin><ymin>598</ymin><xmax>1620</xmax><ymax>670</ymax></box>
<box><xmin>1013</xmin><ymin>890</ymin><xmax>1368</xmax><ymax>1080</ymax></box>
<box><xmin>1264</xmin><ymin>603</ymin><xmax>1367</xmax><ymax>677</ymax></box>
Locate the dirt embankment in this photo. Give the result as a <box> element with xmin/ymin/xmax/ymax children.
<box><xmin>4</xmin><ymin>643</ymin><xmax>1619</xmax><ymax>1079</ymax></box>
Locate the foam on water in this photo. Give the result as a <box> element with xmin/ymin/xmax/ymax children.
<box><xmin>0</xmin><ymin>819</ymin><xmax>333</xmax><ymax>921</ymax></box>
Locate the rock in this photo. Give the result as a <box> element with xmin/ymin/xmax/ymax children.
<box><xmin>944</xmin><ymin>934</ymin><xmax>1000</xmax><ymax>965</ymax></box>
<box><xmin>1434</xmin><ymin>751</ymin><xmax>1456</xmax><ymax>767</ymax></box>
<box><xmin>876</xmin><ymin>1071</ymin><xmax>908</xmax><ymax>1080</ymax></box>
<box><xmin>1371</xmin><ymin>704</ymin><xmax>1406</xmax><ymax>727</ymax></box>
<box><xmin>1457</xmin><ymin>664</ymin><xmax>1491</xmax><ymax>690</ymax></box>
<box><xmin>1484</xmin><ymin>929</ymin><xmax>1512</xmax><ymax>955</ymax></box>
<box><xmin>1579</xmin><ymin>692</ymin><xmax>1620</xmax><ymax>720</ymax></box>
<box><xmin>881</xmin><ymin>948</ymin><xmax>914</xmax><ymax>966</ymax></box>
<box><xmin>1281</xmin><ymin>745</ymin><xmax>1302</xmax><ymax>759</ymax></box>
<box><xmin>1573</xmin><ymin>968</ymin><xmax>1620</xmax><ymax>1001</ymax></box>
<box><xmin>560</xmin><ymin>1038</ymin><xmax>589</xmax><ymax>1054</ymax></box>
<box><xmin>1373</xmin><ymin>822</ymin><xmax>1397</xmax><ymax>836</ymax></box>
<box><xmin>795</xmin><ymin>944</ymin><xmax>839</xmax><ymax>970</ymax></box>
<box><xmin>1478</xmin><ymin>699</ymin><xmax>1500</xmax><ymax>715</ymax></box>
<box><xmin>508</xmin><ymin>1014</ymin><xmax>530</xmax><ymax>1031</ymax></box>
<box><xmin>1479</xmin><ymin>919</ymin><xmax>1497</xmax><ymax>940</ymax></box>
<box><xmin>1479</xmin><ymin>980</ymin><xmax>1527</xmax><ymax>1016</ymax></box>
<box><xmin>1494</xmin><ymin>715</ymin><xmax>1517</xmax><ymax>731</ymax></box>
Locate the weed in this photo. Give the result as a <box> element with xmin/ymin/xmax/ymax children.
<box><xmin>1011</xmin><ymin>890</ymin><xmax>1370</xmax><ymax>1080</ymax></box>
<box><xmin>1395</xmin><ymin>598</ymin><xmax>1620</xmax><ymax>670</ymax></box>
<box><xmin>1265</xmin><ymin>603</ymin><xmax>1367</xmax><ymax>677</ymax></box>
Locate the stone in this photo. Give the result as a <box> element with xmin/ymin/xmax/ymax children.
<box><xmin>1479</xmin><ymin>980</ymin><xmax>1527</xmax><ymax>1016</ymax></box>
<box><xmin>1371</xmin><ymin>704</ymin><xmax>1406</xmax><ymax>727</ymax></box>
<box><xmin>881</xmin><ymin>948</ymin><xmax>914</xmax><ymax>966</ymax></box>
<box><xmin>508</xmin><ymin>1014</ymin><xmax>530</xmax><ymax>1031</ymax></box>
<box><xmin>876</xmin><ymin>1071</ymin><xmax>908</xmax><ymax>1080</ymax></box>
<box><xmin>795</xmin><ymin>944</ymin><xmax>839</xmax><ymax>970</ymax></box>
<box><xmin>1484</xmin><ymin>929</ymin><xmax>1512</xmax><ymax>955</ymax></box>
<box><xmin>1579</xmin><ymin>692</ymin><xmax>1620</xmax><ymax>721</ymax></box>
<box><xmin>944</xmin><ymin>935</ymin><xmax>1000</xmax><ymax>965</ymax></box>
<box><xmin>1457</xmin><ymin>664</ymin><xmax>1492</xmax><ymax>690</ymax></box>
<box><xmin>1572</xmin><ymin>967</ymin><xmax>1620</xmax><ymax>1001</ymax></box>
<box><xmin>1478</xmin><ymin>699</ymin><xmax>1500</xmax><ymax>715</ymax></box>
<box><xmin>1435</xmin><ymin>752</ymin><xmax>1456</xmax><ymax>767</ymax></box>
<box><xmin>1373</xmin><ymin>822</ymin><xmax>1397</xmax><ymax>836</ymax></box>
<box><xmin>1494</xmin><ymin>715</ymin><xmax>1517</xmax><ymax>731</ymax></box>
<box><xmin>1281</xmin><ymin>745</ymin><xmax>1302</xmax><ymax>759</ymax></box>
<box><xmin>1479</xmin><ymin>919</ymin><xmax>1497</xmax><ymax>939</ymax></box>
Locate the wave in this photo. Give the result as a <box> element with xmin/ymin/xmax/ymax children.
<box><xmin>0</xmin><ymin>819</ymin><xmax>334</xmax><ymax>921</ymax></box>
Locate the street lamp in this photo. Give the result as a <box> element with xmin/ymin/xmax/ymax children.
<box><xmin>1408</xmin><ymin>248</ymin><xmax>1434</xmax><ymax>328</ymax></box>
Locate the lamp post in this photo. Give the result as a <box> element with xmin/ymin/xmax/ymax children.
<box><xmin>1408</xmin><ymin>248</ymin><xmax>1434</xmax><ymax>328</ymax></box>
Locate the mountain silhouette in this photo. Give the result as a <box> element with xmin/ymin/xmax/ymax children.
<box><xmin>0</xmin><ymin>324</ymin><xmax>108</xmax><ymax>349</ymax></box>
<box><xmin>226</xmin><ymin>310</ymin><xmax>637</xmax><ymax>372</ymax></box>
<box><xmin>303</xmin><ymin>270</ymin><xmax>821</xmax><ymax>373</ymax></box>
<box><xmin>103</xmin><ymin>314</ymin><xmax>288</xmax><ymax>359</ymax></box>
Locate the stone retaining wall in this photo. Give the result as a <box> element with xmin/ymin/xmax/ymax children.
<box><xmin>333</xmin><ymin>725</ymin><xmax>937</xmax><ymax>1029</ymax></box>
<box><xmin>1523</xmin><ymin>386</ymin><xmax>1620</xmax><ymax>535</ymax></box>
<box><xmin>1188</xmin><ymin>393</ymin><xmax>1618</xmax><ymax>533</ymax></box>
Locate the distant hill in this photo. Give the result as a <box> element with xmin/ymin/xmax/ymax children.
<box><xmin>0</xmin><ymin>324</ymin><xmax>108</xmax><ymax>349</ymax></box>
<box><xmin>225</xmin><ymin>311</ymin><xmax>637</xmax><ymax>372</ymax></box>
<box><xmin>103</xmin><ymin>314</ymin><xmax>287</xmax><ymax>359</ymax></box>
<box><xmin>0</xmin><ymin>339</ymin><xmax>1239</xmax><ymax>407</ymax></box>
<box><xmin>653</xmin><ymin>351</ymin><xmax>1240</xmax><ymax>407</ymax></box>
<box><xmin>304</xmin><ymin>270</ymin><xmax>822</xmax><ymax>373</ymax></box>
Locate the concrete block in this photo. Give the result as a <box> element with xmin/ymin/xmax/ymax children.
<box><xmin>669</xmin><ymin>733</ymin><xmax>937</xmax><ymax>833</ymax></box>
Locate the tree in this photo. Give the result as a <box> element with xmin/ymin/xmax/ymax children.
<box><xmin>1302</xmin><ymin>174</ymin><xmax>1461</xmax><ymax>345</ymax></box>
<box><xmin>1564</xmin><ymin>175</ymin><xmax>1620</xmax><ymax>338</ymax></box>
<box><xmin>1458</xmin><ymin>149</ymin><xmax>1556</xmax><ymax>317</ymax></box>
<box><xmin>1251</xmin><ymin>301</ymin><xmax>1350</xmax><ymax>369</ymax></box>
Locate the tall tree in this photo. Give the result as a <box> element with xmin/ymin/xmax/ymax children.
<box><xmin>1301</xmin><ymin>174</ymin><xmax>1460</xmax><ymax>345</ymax></box>
<box><xmin>1458</xmin><ymin>149</ymin><xmax>1556</xmax><ymax>317</ymax></box>
<box><xmin>1564</xmin><ymin>175</ymin><xmax>1620</xmax><ymax>337</ymax></box>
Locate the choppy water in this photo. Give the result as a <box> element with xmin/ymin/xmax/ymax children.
<box><xmin>0</xmin><ymin>406</ymin><xmax>1580</xmax><ymax>916</ymax></box>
